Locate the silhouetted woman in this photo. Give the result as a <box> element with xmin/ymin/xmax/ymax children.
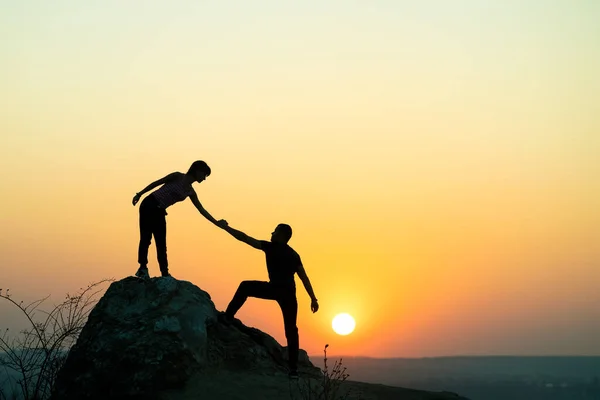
<box><xmin>131</xmin><ymin>160</ymin><xmax>224</xmax><ymax>279</ymax></box>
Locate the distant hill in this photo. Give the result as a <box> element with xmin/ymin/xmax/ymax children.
<box><xmin>318</xmin><ymin>356</ymin><xmax>600</xmax><ymax>382</ymax></box>
<box><xmin>309</xmin><ymin>356</ymin><xmax>600</xmax><ymax>400</ymax></box>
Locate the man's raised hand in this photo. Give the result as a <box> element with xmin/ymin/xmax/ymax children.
<box><xmin>311</xmin><ymin>299</ymin><xmax>319</xmax><ymax>313</ymax></box>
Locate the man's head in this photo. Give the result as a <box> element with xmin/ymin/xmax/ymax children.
<box><xmin>271</xmin><ymin>224</ymin><xmax>292</xmax><ymax>244</ymax></box>
<box><xmin>187</xmin><ymin>160</ymin><xmax>211</xmax><ymax>183</ymax></box>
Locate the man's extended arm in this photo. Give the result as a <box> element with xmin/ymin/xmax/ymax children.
<box><xmin>297</xmin><ymin>264</ymin><xmax>319</xmax><ymax>313</ymax></box>
<box><xmin>220</xmin><ymin>224</ymin><xmax>262</xmax><ymax>250</ymax></box>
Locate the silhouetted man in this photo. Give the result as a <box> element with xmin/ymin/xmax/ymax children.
<box><xmin>217</xmin><ymin>221</ymin><xmax>319</xmax><ymax>379</ymax></box>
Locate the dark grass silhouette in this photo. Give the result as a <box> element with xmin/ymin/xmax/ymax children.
<box><xmin>0</xmin><ymin>280</ymin><xmax>112</xmax><ymax>400</ymax></box>
<box><xmin>290</xmin><ymin>344</ymin><xmax>364</xmax><ymax>400</ymax></box>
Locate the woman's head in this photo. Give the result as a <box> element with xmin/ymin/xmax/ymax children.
<box><xmin>187</xmin><ymin>160</ymin><xmax>211</xmax><ymax>183</ymax></box>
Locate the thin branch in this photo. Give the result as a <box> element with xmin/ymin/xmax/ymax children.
<box><xmin>0</xmin><ymin>279</ymin><xmax>113</xmax><ymax>400</ymax></box>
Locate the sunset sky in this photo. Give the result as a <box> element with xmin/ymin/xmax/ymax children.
<box><xmin>1</xmin><ymin>1</ymin><xmax>598</xmax><ymax>358</ymax></box>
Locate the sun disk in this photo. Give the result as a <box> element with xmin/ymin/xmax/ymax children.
<box><xmin>332</xmin><ymin>313</ymin><xmax>356</xmax><ymax>335</ymax></box>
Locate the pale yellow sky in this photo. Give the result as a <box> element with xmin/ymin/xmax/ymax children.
<box><xmin>1</xmin><ymin>1</ymin><xmax>599</xmax><ymax>357</ymax></box>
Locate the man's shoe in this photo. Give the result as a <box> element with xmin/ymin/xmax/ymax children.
<box><xmin>135</xmin><ymin>267</ymin><xmax>150</xmax><ymax>279</ymax></box>
<box><xmin>288</xmin><ymin>370</ymin><xmax>299</xmax><ymax>380</ymax></box>
<box><xmin>217</xmin><ymin>311</ymin><xmax>234</xmax><ymax>325</ymax></box>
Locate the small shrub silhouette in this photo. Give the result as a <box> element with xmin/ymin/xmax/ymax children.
<box><xmin>290</xmin><ymin>344</ymin><xmax>363</xmax><ymax>400</ymax></box>
<box><xmin>0</xmin><ymin>280</ymin><xmax>112</xmax><ymax>400</ymax></box>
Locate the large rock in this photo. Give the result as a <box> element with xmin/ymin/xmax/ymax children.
<box><xmin>52</xmin><ymin>277</ymin><xmax>320</xmax><ymax>400</ymax></box>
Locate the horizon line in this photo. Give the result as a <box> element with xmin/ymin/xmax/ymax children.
<box><xmin>307</xmin><ymin>354</ymin><xmax>600</xmax><ymax>359</ymax></box>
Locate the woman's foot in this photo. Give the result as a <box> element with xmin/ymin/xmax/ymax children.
<box><xmin>161</xmin><ymin>270</ymin><xmax>173</xmax><ymax>278</ymax></box>
<box><xmin>135</xmin><ymin>266</ymin><xmax>150</xmax><ymax>279</ymax></box>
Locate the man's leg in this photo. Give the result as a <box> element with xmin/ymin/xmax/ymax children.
<box><xmin>153</xmin><ymin>211</ymin><xmax>169</xmax><ymax>276</ymax></box>
<box><xmin>278</xmin><ymin>294</ymin><xmax>299</xmax><ymax>373</ymax></box>
<box><xmin>225</xmin><ymin>281</ymin><xmax>275</xmax><ymax>318</ymax></box>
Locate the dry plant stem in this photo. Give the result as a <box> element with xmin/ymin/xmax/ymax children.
<box><xmin>291</xmin><ymin>344</ymin><xmax>359</xmax><ymax>400</ymax></box>
<box><xmin>0</xmin><ymin>279</ymin><xmax>113</xmax><ymax>400</ymax></box>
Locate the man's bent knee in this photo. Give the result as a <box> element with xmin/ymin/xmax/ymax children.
<box><xmin>238</xmin><ymin>281</ymin><xmax>254</xmax><ymax>291</ymax></box>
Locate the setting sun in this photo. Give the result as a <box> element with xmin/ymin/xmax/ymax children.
<box><xmin>332</xmin><ymin>313</ymin><xmax>356</xmax><ymax>336</ymax></box>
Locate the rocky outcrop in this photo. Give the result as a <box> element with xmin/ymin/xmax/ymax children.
<box><xmin>52</xmin><ymin>277</ymin><xmax>319</xmax><ymax>400</ymax></box>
